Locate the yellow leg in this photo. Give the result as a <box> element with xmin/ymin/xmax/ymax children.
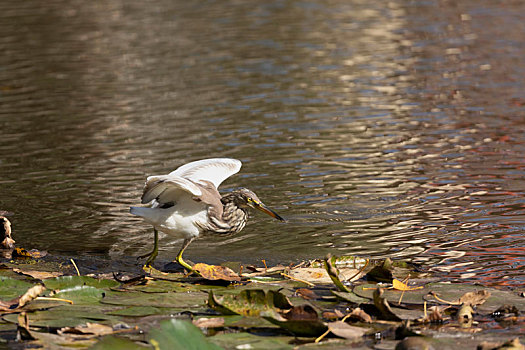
<box><xmin>175</xmin><ymin>238</ymin><xmax>194</xmax><ymax>272</ymax></box>
<box><xmin>138</xmin><ymin>228</ymin><xmax>159</xmax><ymax>267</ymax></box>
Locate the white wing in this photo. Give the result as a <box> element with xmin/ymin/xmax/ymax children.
<box><xmin>169</xmin><ymin>158</ymin><xmax>242</xmax><ymax>189</ymax></box>
<box><xmin>141</xmin><ymin>175</ymin><xmax>201</xmax><ymax>204</ymax></box>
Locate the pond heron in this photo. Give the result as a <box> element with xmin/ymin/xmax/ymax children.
<box><xmin>130</xmin><ymin>158</ymin><xmax>284</xmax><ymax>270</ymax></box>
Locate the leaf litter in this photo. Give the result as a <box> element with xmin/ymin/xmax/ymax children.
<box><xmin>0</xmin><ymin>239</ymin><xmax>523</xmax><ymax>349</ymax></box>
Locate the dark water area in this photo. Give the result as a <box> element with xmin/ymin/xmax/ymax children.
<box><xmin>1</xmin><ymin>0</ymin><xmax>524</xmax><ymax>286</ymax></box>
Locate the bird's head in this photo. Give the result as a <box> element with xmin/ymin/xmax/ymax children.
<box><xmin>232</xmin><ymin>188</ymin><xmax>285</xmax><ymax>221</ymax></box>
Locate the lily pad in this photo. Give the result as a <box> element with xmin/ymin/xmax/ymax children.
<box><xmin>0</xmin><ymin>276</ymin><xmax>35</xmax><ymax>300</ymax></box>
<box><xmin>44</xmin><ymin>276</ymin><xmax>120</xmax><ymax>290</ymax></box>
<box><xmin>208</xmin><ymin>289</ymin><xmax>292</xmax><ymax>316</ymax></box>
<box><xmin>101</xmin><ymin>290</ymin><xmax>208</xmax><ymax>309</ymax></box>
<box><xmin>52</xmin><ymin>286</ymin><xmax>107</xmax><ymax>305</ymax></box>
<box><xmin>148</xmin><ymin>319</ymin><xmax>223</xmax><ymax>350</ymax></box>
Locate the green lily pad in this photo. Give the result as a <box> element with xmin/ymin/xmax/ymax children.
<box><xmin>101</xmin><ymin>290</ymin><xmax>208</xmax><ymax>309</ymax></box>
<box><xmin>44</xmin><ymin>276</ymin><xmax>119</xmax><ymax>290</ymax></box>
<box><xmin>52</xmin><ymin>286</ymin><xmax>107</xmax><ymax>304</ymax></box>
<box><xmin>148</xmin><ymin>319</ymin><xmax>223</xmax><ymax>350</ymax></box>
<box><xmin>2</xmin><ymin>305</ymin><xmax>118</xmax><ymax>328</ymax></box>
<box><xmin>108</xmin><ymin>306</ymin><xmax>165</xmax><ymax>317</ymax></box>
<box><xmin>0</xmin><ymin>276</ymin><xmax>35</xmax><ymax>300</ymax></box>
<box><xmin>208</xmin><ymin>289</ymin><xmax>292</xmax><ymax>316</ymax></box>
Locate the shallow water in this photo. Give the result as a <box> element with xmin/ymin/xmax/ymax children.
<box><xmin>1</xmin><ymin>0</ymin><xmax>524</xmax><ymax>286</ymax></box>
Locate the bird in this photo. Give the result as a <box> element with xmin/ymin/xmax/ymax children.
<box><xmin>130</xmin><ymin>158</ymin><xmax>284</xmax><ymax>270</ymax></box>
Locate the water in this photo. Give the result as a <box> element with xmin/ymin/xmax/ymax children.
<box><xmin>1</xmin><ymin>0</ymin><xmax>524</xmax><ymax>286</ymax></box>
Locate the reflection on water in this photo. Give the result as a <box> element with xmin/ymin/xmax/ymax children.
<box><xmin>1</xmin><ymin>0</ymin><xmax>524</xmax><ymax>286</ymax></box>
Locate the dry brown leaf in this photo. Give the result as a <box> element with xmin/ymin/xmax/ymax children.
<box><xmin>459</xmin><ymin>290</ymin><xmax>491</xmax><ymax>307</ymax></box>
<box><xmin>327</xmin><ymin>321</ymin><xmax>369</xmax><ymax>340</ymax></box>
<box><xmin>13</xmin><ymin>247</ymin><xmax>47</xmax><ymax>259</ymax></box>
<box><xmin>295</xmin><ymin>288</ymin><xmax>319</xmax><ymax>300</ymax></box>
<box><xmin>193</xmin><ymin>263</ymin><xmax>241</xmax><ymax>282</ymax></box>
<box><xmin>348</xmin><ymin>307</ymin><xmax>373</xmax><ymax>323</ymax></box>
<box><xmin>392</xmin><ymin>278</ymin><xmax>424</xmax><ymax>291</ymax></box>
<box><xmin>12</xmin><ymin>268</ymin><xmax>63</xmax><ymax>280</ymax></box>
<box><xmin>59</xmin><ymin>323</ymin><xmax>114</xmax><ymax>338</ymax></box>
<box><xmin>17</xmin><ymin>284</ymin><xmax>46</xmax><ymax>308</ymax></box>
<box><xmin>322</xmin><ymin>309</ymin><xmax>344</xmax><ymax>320</ymax></box>
<box><xmin>193</xmin><ymin>317</ymin><xmax>225</xmax><ymax>328</ymax></box>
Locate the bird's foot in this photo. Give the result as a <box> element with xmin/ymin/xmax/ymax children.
<box><xmin>137</xmin><ymin>248</ymin><xmax>158</xmax><ymax>268</ymax></box>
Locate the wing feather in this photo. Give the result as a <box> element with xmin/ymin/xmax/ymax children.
<box><xmin>141</xmin><ymin>175</ymin><xmax>201</xmax><ymax>204</ymax></box>
<box><xmin>169</xmin><ymin>158</ymin><xmax>242</xmax><ymax>188</ymax></box>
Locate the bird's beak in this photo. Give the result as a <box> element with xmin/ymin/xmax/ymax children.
<box><xmin>253</xmin><ymin>202</ymin><xmax>285</xmax><ymax>221</ymax></box>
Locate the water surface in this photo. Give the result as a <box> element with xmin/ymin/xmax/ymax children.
<box><xmin>1</xmin><ymin>0</ymin><xmax>524</xmax><ymax>286</ymax></box>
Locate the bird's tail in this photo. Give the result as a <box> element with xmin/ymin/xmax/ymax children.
<box><xmin>130</xmin><ymin>206</ymin><xmax>151</xmax><ymax>219</ymax></box>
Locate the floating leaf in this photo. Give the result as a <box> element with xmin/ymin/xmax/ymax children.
<box><xmin>12</xmin><ymin>268</ymin><xmax>63</xmax><ymax>280</ymax></box>
<box><xmin>393</xmin><ymin>279</ymin><xmax>423</xmax><ymax>291</ymax></box>
<box><xmin>459</xmin><ymin>290</ymin><xmax>491</xmax><ymax>307</ymax></box>
<box><xmin>193</xmin><ymin>263</ymin><xmax>241</xmax><ymax>282</ymax></box>
<box><xmin>148</xmin><ymin>319</ymin><xmax>223</xmax><ymax>350</ymax></box>
<box><xmin>44</xmin><ymin>276</ymin><xmax>119</xmax><ymax>291</ymax></box>
<box><xmin>13</xmin><ymin>248</ymin><xmax>47</xmax><ymax>259</ymax></box>
<box><xmin>327</xmin><ymin>321</ymin><xmax>369</xmax><ymax>340</ymax></box>
<box><xmin>0</xmin><ymin>277</ymin><xmax>35</xmax><ymax>300</ymax></box>
<box><xmin>208</xmin><ymin>289</ymin><xmax>292</xmax><ymax>316</ymax></box>
<box><xmin>347</xmin><ymin>307</ymin><xmax>373</xmax><ymax>323</ymax></box>
<box><xmin>263</xmin><ymin>305</ymin><xmax>328</xmax><ymax>337</ymax></box>
<box><xmin>193</xmin><ymin>317</ymin><xmax>225</xmax><ymax>328</ymax></box>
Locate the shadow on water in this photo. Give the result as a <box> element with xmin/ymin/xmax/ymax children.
<box><xmin>0</xmin><ymin>0</ymin><xmax>524</xmax><ymax>286</ymax></box>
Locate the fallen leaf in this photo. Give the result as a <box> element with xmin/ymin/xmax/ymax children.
<box><xmin>393</xmin><ymin>279</ymin><xmax>424</xmax><ymax>291</ymax></box>
<box><xmin>327</xmin><ymin>321</ymin><xmax>369</xmax><ymax>340</ymax></box>
<box><xmin>295</xmin><ymin>288</ymin><xmax>319</xmax><ymax>300</ymax></box>
<box><xmin>0</xmin><ymin>284</ymin><xmax>46</xmax><ymax>311</ymax></box>
<box><xmin>348</xmin><ymin>307</ymin><xmax>373</xmax><ymax>323</ymax></box>
<box><xmin>193</xmin><ymin>263</ymin><xmax>241</xmax><ymax>282</ymax></box>
<box><xmin>193</xmin><ymin>317</ymin><xmax>225</xmax><ymax>328</ymax></box>
<box><xmin>459</xmin><ymin>290</ymin><xmax>491</xmax><ymax>307</ymax></box>
<box><xmin>17</xmin><ymin>284</ymin><xmax>46</xmax><ymax>308</ymax></box>
<box><xmin>13</xmin><ymin>247</ymin><xmax>47</xmax><ymax>259</ymax></box>
<box><xmin>12</xmin><ymin>268</ymin><xmax>63</xmax><ymax>280</ymax></box>
<box><xmin>59</xmin><ymin>322</ymin><xmax>115</xmax><ymax>338</ymax></box>
<box><xmin>373</xmin><ymin>288</ymin><xmax>402</xmax><ymax>321</ymax></box>
<box><xmin>322</xmin><ymin>309</ymin><xmax>344</xmax><ymax>320</ymax></box>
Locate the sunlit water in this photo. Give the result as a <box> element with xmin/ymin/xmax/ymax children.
<box><xmin>1</xmin><ymin>0</ymin><xmax>524</xmax><ymax>286</ymax></box>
